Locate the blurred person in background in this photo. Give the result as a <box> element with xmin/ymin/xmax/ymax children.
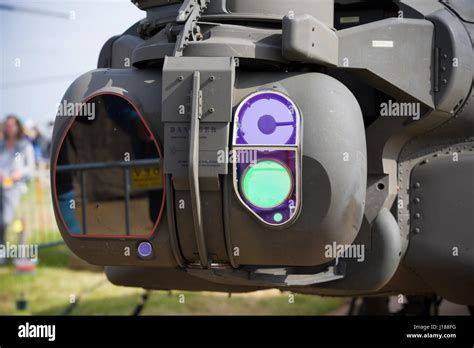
<box><xmin>31</xmin><ymin>126</ymin><xmax>51</xmax><ymax>165</ymax></box>
<box><xmin>0</xmin><ymin>115</ymin><xmax>35</xmax><ymax>265</ymax></box>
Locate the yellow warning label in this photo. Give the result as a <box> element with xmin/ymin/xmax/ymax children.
<box><xmin>131</xmin><ymin>167</ymin><xmax>162</xmax><ymax>190</ymax></box>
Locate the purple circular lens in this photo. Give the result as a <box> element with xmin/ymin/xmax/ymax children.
<box><xmin>138</xmin><ymin>241</ymin><xmax>153</xmax><ymax>258</ymax></box>
<box><xmin>235</xmin><ymin>91</ymin><xmax>298</xmax><ymax>146</ymax></box>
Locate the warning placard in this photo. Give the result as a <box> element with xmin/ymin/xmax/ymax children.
<box><xmin>131</xmin><ymin>167</ymin><xmax>162</xmax><ymax>190</ymax></box>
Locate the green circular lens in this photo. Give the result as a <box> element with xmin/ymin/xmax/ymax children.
<box><xmin>242</xmin><ymin>160</ymin><xmax>292</xmax><ymax>209</ymax></box>
<box><xmin>273</xmin><ymin>212</ymin><xmax>283</xmax><ymax>223</ymax></box>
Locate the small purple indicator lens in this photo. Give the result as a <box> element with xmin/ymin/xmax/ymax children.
<box><xmin>138</xmin><ymin>241</ymin><xmax>153</xmax><ymax>258</ymax></box>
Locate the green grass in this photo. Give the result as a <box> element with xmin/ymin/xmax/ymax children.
<box><xmin>0</xmin><ymin>246</ymin><xmax>346</xmax><ymax>315</ymax></box>
<box><xmin>36</xmin><ymin>244</ymin><xmax>70</xmax><ymax>268</ymax></box>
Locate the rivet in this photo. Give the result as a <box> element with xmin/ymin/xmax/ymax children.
<box><xmin>178</xmin><ymin>75</ymin><xmax>184</xmax><ymax>81</ymax></box>
<box><xmin>414</xmin><ymin>197</ymin><xmax>421</xmax><ymax>204</ymax></box>
<box><xmin>209</xmin><ymin>107</ymin><xmax>215</xmax><ymax>113</ymax></box>
<box><xmin>414</xmin><ymin>213</ymin><xmax>421</xmax><ymax>219</ymax></box>
<box><xmin>413</xmin><ymin>227</ymin><xmax>421</xmax><ymax>234</ymax></box>
<box><xmin>414</xmin><ymin>182</ymin><xmax>421</xmax><ymax>189</ymax></box>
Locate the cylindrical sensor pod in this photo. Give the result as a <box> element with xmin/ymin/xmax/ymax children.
<box><xmin>227</xmin><ymin>72</ymin><xmax>366</xmax><ymax>266</ymax></box>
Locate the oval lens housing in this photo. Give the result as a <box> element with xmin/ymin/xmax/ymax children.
<box><xmin>53</xmin><ymin>93</ymin><xmax>165</xmax><ymax>238</ymax></box>
<box><xmin>232</xmin><ymin>90</ymin><xmax>302</xmax><ymax>226</ymax></box>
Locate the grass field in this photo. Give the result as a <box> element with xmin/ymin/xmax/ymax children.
<box><xmin>0</xmin><ymin>245</ymin><xmax>346</xmax><ymax>316</ymax></box>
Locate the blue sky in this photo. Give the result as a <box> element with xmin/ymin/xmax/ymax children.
<box><xmin>0</xmin><ymin>0</ymin><xmax>144</xmax><ymax>132</ymax></box>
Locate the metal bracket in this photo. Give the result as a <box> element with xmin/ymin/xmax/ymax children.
<box><xmin>282</xmin><ymin>12</ymin><xmax>338</xmax><ymax>66</ymax></box>
<box><xmin>188</xmin><ymin>71</ymin><xmax>209</xmax><ymax>268</ymax></box>
<box><xmin>173</xmin><ymin>0</ymin><xmax>210</xmax><ymax>56</ymax></box>
<box><xmin>162</xmin><ymin>56</ymin><xmax>234</xmax><ymax>268</ymax></box>
<box><xmin>337</xmin><ymin>17</ymin><xmax>435</xmax><ymax>108</ymax></box>
<box><xmin>186</xmin><ymin>261</ymin><xmax>346</xmax><ymax>288</ymax></box>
